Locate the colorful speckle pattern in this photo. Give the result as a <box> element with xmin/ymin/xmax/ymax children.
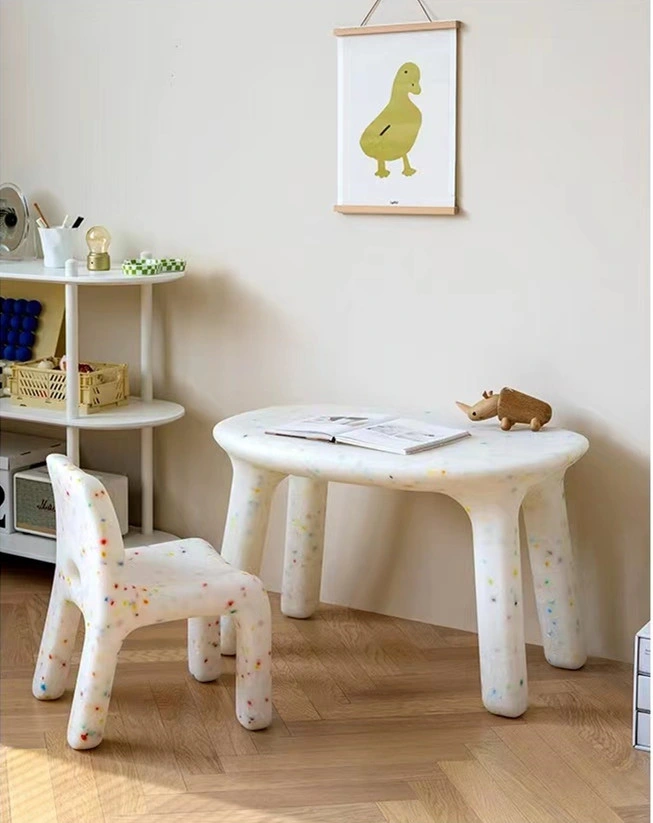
<box><xmin>213</xmin><ymin>406</ymin><xmax>589</xmax><ymax>718</ymax></box>
<box><xmin>32</xmin><ymin>454</ymin><xmax>272</xmax><ymax>750</ymax></box>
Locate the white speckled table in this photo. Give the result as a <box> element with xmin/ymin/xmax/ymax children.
<box><xmin>213</xmin><ymin>405</ymin><xmax>589</xmax><ymax>718</ymax></box>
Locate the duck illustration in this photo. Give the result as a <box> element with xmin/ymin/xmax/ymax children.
<box><xmin>360</xmin><ymin>62</ymin><xmax>422</xmax><ymax>178</ymax></box>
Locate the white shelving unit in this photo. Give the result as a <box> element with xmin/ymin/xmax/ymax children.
<box><xmin>0</xmin><ymin>259</ymin><xmax>186</xmax><ymax>562</ymax></box>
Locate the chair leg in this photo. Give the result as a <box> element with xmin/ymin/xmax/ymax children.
<box><xmin>32</xmin><ymin>575</ymin><xmax>81</xmax><ymax>700</ymax></box>
<box><xmin>67</xmin><ymin>625</ymin><xmax>123</xmax><ymax>750</ymax></box>
<box><xmin>234</xmin><ymin>590</ymin><xmax>272</xmax><ymax>731</ymax></box>
<box><xmin>188</xmin><ymin>616</ymin><xmax>221</xmax><ymax>682</ymax></box>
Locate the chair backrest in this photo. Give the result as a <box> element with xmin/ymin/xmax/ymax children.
<box><xmin>47</xmin><ymin>454</ymin><xmax>125</xmax><ymax>579</ymax></box>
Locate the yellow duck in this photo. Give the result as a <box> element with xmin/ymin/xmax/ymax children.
<box><xmin>360</xmin><ymin>62</ymin><xmax>422</xmax><ymax>178</ymax></box>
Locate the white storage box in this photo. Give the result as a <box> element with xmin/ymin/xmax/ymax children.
<box><xmin>0</xmin><ymin>432</ymin><xmax>65</xmax><ymax>535</ymax></box>
<box><xmin>14</xmin><ymin>465</ymin><xmax>129</xmax><ymax>537</ymax></box>
<box><xmin>633</xmin><ymin>622</ymin><xmax>650</xmax><ymax>752</ymax></box>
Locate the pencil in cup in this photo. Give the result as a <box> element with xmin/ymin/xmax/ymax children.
<box><xmin>33</xmin><ymin>202</ymin><xmax>50</xmax><ymax>228</ymax></box>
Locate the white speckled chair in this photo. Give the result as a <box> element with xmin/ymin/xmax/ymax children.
<box><xmin>33</xmin><ymin>454</ymin><xmax>272</xmax><ymax>750</ymax></box>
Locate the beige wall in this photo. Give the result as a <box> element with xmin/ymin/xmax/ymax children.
<box><xmin>1</xmin><ymin>0</ymin><xmax>649</xmax><ymax>661</ymax></box>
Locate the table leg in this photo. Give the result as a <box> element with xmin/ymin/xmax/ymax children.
<box><xmin>281</xmin><ymin>476</ymin><xmax>328</xmax><ymax>618</ymax></box>
<box><xmin>219</xmin><ymin>459</ymin><xmax>284</xmax><ymax>655</ymax></box>
<box><xmin>522</xmin><ymin>473</ymin><xmax>586</xmax><ymax>670</ymax></box>
<box><xmin>461</xmin><ymin>491</ymin><xmax>528</xmax><ymax>718</ymax></box>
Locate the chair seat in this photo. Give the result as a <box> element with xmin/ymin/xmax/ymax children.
<box><xmin>119</xmin><ymin>538</ymin><xmax>248</xmax><ymax>622</ymax></box>
<box><xmin>124</xmin><ymin>538</ymin><xmax>229</xmax><ymax>585</ymax></box>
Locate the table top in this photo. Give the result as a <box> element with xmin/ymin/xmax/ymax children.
<box><xmin>213</xmin><ymin>405</ymin><xmax>588</xmax><ymax>493</ymax></box>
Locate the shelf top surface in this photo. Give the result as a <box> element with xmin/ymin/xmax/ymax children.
<box><xmin>0</xmin><ymin>397</ymin><xmax>185</xmax><ymax>429</ymax></box>
<box><xmin>0</xmin><ymin>259</ymin><xmax>186</xmax><ymax>286</ymax></box>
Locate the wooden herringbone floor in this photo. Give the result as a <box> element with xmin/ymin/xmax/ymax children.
<box><xmin>0</xmin><ymin>554</ymin><xmax>649</xmax><ymax>823</ymax></box>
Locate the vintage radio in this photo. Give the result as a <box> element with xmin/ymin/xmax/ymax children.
<box><xmin>14</xmin><ymin>465</ymin><xmax>129</xmax><ymax>538</ymax></box>
<box><xmin>0</xmin><ymin>432</ymin><xmax>65</xmax><ymax>535</ymax></box>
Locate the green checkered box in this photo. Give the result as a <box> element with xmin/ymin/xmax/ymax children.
<box><xmin>159</xmin><ymin>258</ymin><xmax>186</xmax><ymax>272</ymax></box>
<box><xmin>122</xmin><ymin>259</ymin><xmax>163</xmax><ymax>276</ymax></box>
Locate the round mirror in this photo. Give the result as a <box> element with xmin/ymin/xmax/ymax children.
<box><xmin>0</xmin><ymin>182</ymin><xmax>30</xmax><ymax>254</ymax></box>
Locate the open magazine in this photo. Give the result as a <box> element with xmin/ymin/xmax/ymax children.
<box><xmin>265</xmin><ymin>414</ymin><xmax>470</xmax><ymax>455</ymax></box>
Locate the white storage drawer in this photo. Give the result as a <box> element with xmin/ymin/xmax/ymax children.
<box><xmin>637</xmin><ymin>675</ymin><xmax>650</xmax><ymax>711</ymax></box>
<box><xmin>634</xmin><ymin>623</ymin><xmax>651</xmax><ymax>752</ymax></box>
<box><xmin>635</xmin><ymin>711</ymin><xmax>650</xmax><ymax>750</ymax></box>
<box><xmin>638</xmin><ymin>638</ymin><xmax>650</xmax><ymax>674</ymax></box>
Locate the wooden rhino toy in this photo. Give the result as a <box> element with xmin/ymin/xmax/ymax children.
<box><xmin>456</xmin><ymin>387</ymin><xmax>552</xmax><ymax>432</ymax></box>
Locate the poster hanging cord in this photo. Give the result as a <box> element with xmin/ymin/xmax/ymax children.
<box><xmin>360</xmin><ymin>0</ymin><xmax>435</xmax><ymax>26</ymax></box>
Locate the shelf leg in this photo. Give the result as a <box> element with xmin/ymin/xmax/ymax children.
<box><xmin>65</xmin><ymin>281</ymin><xmax>79</xmax><ymax>465</ymax></box>
<box><xmin>141</xmin><ymin>427</ymin><xmax>153</xmax><ymax>536</ymax></box>
<box><xmin>66</xmin><ymin>427</ymin><xmax>80</xmax><ymax>467</ymax></box>
<box><xmin>140</xmin><ymin>283</ymin><xmax>153</xmax><ymax>403</ymax></box>
<box><xmin>140</xmin><ymin>283</ymin><xmax>154</xmax><ymax>536</ymax></box>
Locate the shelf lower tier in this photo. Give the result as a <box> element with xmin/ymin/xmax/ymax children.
<box><xmin>0</xmin><ymin>397</ymin><xmax>185</xmax><ymax>429</ymax></box>
<box><xmin>0</xmin><ymin>528</ymin><xmax>181</xmax><ymax>564</ymax></box>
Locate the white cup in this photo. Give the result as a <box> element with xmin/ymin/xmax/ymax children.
<box><xmin>38</xmin><ymin>227</ymin><xmax>76</xmax><ymax>268</ymax></box>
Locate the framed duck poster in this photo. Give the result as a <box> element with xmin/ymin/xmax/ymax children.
<box><xmin>335</xmin><ymin>20</ymin><xmax>459</xmax><ymax>215</ymax></box>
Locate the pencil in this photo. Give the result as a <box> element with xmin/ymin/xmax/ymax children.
<box><xmin>33</xmin><ymin>203</ymin><xmax>50</xmax><ymax>228</ymax></box>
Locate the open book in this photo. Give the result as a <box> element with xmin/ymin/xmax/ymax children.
<box><xmin>265</xmin><ymin>414</ymin><xmax>470</xmax><ymax>455</ymax></box>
